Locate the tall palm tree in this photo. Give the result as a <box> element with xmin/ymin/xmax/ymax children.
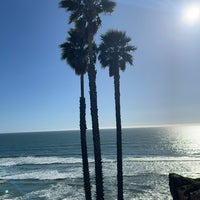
<box><xmin>60</xmin><ymin>29</ymin><xmax>92</xmax><ymax>200</ymax></box>
<box><xmin>59</xmin><ymin>1</ymin><xmax>116</xmax><ymax>199</ymax></box>
<box><xmin>98</xmin><ymin>30</ymin><xmax>137</xmax><ymax>200</ymax></box>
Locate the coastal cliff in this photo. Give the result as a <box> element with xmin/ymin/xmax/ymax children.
<box><xmin>169</xmin><ymin>173</ymin><xmax>200</xmax><ymax>200</ymax></box>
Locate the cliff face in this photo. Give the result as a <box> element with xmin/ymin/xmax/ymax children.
<box><xmin>169</xmin><ymin>173</ymin><xmax>200</xmax><ymax>200</ymax></box>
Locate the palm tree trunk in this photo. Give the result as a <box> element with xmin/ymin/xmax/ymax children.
<box><xmin>88</xmin><ymin>34</ymin><xmax>104</xmax><ymax>200</ymax></box>
<box><xmin>80</xmin><ymin>75</ymin><xmax>92</xmax><ymax>200</ymax></box>
<box><xmin>114</xmin><ymin>68</ymin><xmax>124</xmax><ymax>200</ymax></box>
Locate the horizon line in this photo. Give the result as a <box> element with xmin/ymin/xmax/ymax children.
<box><xmin>1</xmin><ymin>122</ymin><xmax>200</xmax><ymax>134</ymax></box>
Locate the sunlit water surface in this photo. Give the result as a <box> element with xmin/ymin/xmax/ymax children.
<box><xmin>0</xmin><ymin>125</ymin><xmax>200</xmax><ymax>199</ymax></box>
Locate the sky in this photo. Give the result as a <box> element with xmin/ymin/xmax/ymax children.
<box><xmin>0</xmin><ymin>0</ymin><xmax>200</xmax><ymax>133</ymax></box>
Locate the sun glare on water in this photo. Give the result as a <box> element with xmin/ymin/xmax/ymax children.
<box><xmin>182</xmin><ymin>3</ymin><xmax>200</xmax><ymax>25</ymax></box>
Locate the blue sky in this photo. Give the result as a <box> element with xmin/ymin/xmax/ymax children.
<box><xmin>0</xmin><ymin>0</ymin><xmax>200</xmax><ymax>133</ymax></box>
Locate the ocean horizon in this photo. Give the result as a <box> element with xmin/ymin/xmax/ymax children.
<box><xmin>2</xmin><ymin>123</ymin><xmax>199</xmax><ymax>134</ymax></box>
<box><xmin>1</xmin><ymin>126</ymin><xmax>200</xmax><ymax>199</ymax></box>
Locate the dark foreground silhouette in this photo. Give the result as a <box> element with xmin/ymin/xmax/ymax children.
<box><xmin>169</xmin><ymin>173</ymin><xmax>200</xmax><ymax>200</ymax></box>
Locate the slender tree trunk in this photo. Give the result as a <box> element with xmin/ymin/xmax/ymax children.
<box><xmin>114</xmin><ymin>69</ymin><xmax>124</xmax><ymax>200</ymax></box>
<box><xmin>80</xmin><ymin>75</ymin><xmax>92</xmax><ymax>200</ymax></box>
<box><xmin>88</xmin><ymin>34</ymin><xmax>104</xmax><ymax>200</ymax></box>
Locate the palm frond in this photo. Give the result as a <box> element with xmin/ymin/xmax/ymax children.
<box><xmin>98</xmin><ymin>29</ymin><xmax>136</xmax><ymax>75</ymax></box>
<box><xmin>101</xmin><ymin>0</ymin><xmax>116</xmax><ymax>13</ymax></box>
<box><xmin>60</xmin><ymin>28</ymin><xmax>89</xmax><ymax>75</ymax></box>
<box><xmin>59</xmin><ymin>0</ymin><xmax>83</xmax><ymax>23</ymax></box>
<box><xmin>59</xmin><ymin>0</ymin><xmax>80</xmax><ymax>11</ymax></box>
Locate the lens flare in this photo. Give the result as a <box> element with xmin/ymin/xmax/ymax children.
<box><xmin>5</xmin><ymin>189</ymin><xmax>9</xmax><ymax>194</ymax></box>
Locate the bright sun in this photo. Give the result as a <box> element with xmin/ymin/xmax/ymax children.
<box><xmin>182</xmin><ymin>4</ymin><xmax>200</xmax><ymax>25</ymax></box>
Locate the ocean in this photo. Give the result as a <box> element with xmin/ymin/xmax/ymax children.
<box><xmin>0</xmin><ymin>126</ymin><xmax>200</xmax><ymax>199</ymax></box>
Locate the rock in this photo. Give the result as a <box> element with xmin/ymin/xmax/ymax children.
<box><xmin>169</xmin><ymin>173</ymin><xmax>200</xmax><ymax>200</ymax></box>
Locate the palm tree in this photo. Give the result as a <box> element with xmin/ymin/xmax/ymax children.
<box><xmin>59</xmin><ymin>1</ymin><xmax>116</xmax><ymax>199</ymax></box>
<box><xmin>98</xmin><ymin>30</ymin><xmax>137</xmax><ymax>200</ymax></box>
<box><xmin>60</xmin><ymin>29</ymin><xmax>92</xmax><ymax>200</ymax></box>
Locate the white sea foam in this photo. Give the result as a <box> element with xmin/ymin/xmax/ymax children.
<box><xmin>25</xmin><ymin>183</ymin><xmax>85</xmax><ymax>200</ymax></box>
<box><xmin>1</xmin><ymin>155</ymin><xmax>200</xmax><ymax>180</ymax></box>
<box><xmin>2</xmin><ymin>155</ymin><xmax>199</xmax><ymax>167</ymax></box>
<box><xmin>1</xmin><ymin>169</ymin><xmax>82</xmax><ymax>180</ymax></box>
<box><xmin>0</xmin><ymin>195</ymin><xmax>23</xmax><ymax>200</ymax></box>
<box><xmin>124</xmin><ymin>156</ymin><xmax>200</xmax><ymax>162</ymax></box>
<box><xmin>0</xmin><ymin>156</ymin><xmax>93</xmax><ymax>167</ymax></box>
<box><xmin>0</xmin><ymin>156</ymin><xmax>117</xmax><ymax>167</ymax></box>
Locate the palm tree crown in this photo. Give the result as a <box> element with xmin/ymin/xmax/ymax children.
<box><xmin>60</xmin><ymin>29</ymin><xmax>89</xmax><ymax>75</ymax></box>
<box><xmin>59</xmin><ymin>0</ymin><xmax>116</xmax><ymax>44</ymax></box>
<box><xmin>98</xmin><ymin>30</ymin><xmax>136</xmax><ymax>76</ymax></box>
<box><xmin>60</xmin><ymin>29</ymin><xmax>97</xmax><ymax>74</ymax></box>
<box><xmin>59</xmin><ymin>0</ymin><xmax>116</xmax><ymax>30</ymax></box>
